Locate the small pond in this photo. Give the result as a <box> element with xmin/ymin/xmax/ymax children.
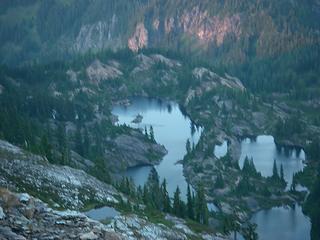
<box><xmin>239</xmin><ymin>135</ymin><xmax>305</xmax><ymax>187</ymax></box>
<box><xmin>214</xmin><ymin>140</ymin><xmax>228</xmax><ymax>159</ymax></box>
<box><xmin>239</xmin><ymin>135</ymin><xmax>310</xmax><ymax>239</ymax></box>
<box><xmin>251</xmin><ymin>204</ymin><xmax>311</xmax><ymax>240</ymax></box>
<box><xmin>84</xmin><ymin>206</ymin><xmax>119</xmax><ymax>221</ymax></box>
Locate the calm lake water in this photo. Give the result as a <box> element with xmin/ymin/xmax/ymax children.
<box><xmin>251</xmin><ymin>204</ymin><xmax>311</xmax><ymax>240</ymax></box>
<box><xmin>112</xmin><ymin>98</ymin><xmax>310</xmax><ymax>238</ymax></box>
<box><xmin>112</xmin><ymin>97</ymin><xmax>202</xmax><ymax>199</ymax></box>
<box><xmin>214</xmin><ymin>140</ymin><xmax>228</xmax><ymax>159</ymax></box>
<box><xmin>239</xmin><ymin>135</ymin><xmax>310</xmax><ymax>239</ymax></box>
<box><xmin>84</xmin><ymin>206</ymin><xmax>119</xmax><ymax>221</ymax></box>
<box><xmin>239</xmin><ymin>135</ymin><xmax>305</xmax><ymax>187</ymax></box>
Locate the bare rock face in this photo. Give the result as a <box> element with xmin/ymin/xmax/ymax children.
<box><xmin>0</xmin><ymin>206</ymin><xmax>5</xmax><ymax>220</ymax></box>
<box><xmin>73</xmin><ymin>15</ymin><xmax>120</xmax><ymax>53</ymax></box>
<box><xmin>0</xmin><ymin>140</ymin><xmax>122</xmax><ymax>210</ymax></box>
<box><xmin>178</xmin><ymin>6</ymin><xmax>241</xmax><ymax>45</ymax></box>
<box><xmin>0</xmin><ymin>189</ymin><xmax>227</xmax><ymax>240</ymax></box>
<box><xmin>127</xmin><ymin>7</ymin><xmax>241</xmax><ymax>51</ymax></box>
<box><xmin>105</xmin><ymin>133</ymin><xmax>167</xmax><ymax>171</ymax></box>
<box><xmin>0</xmin><ymin>188</ymin><xmax>122</xmax><ymax>240</ymax></box>
<box><xmin>192</xmin><ymin>67</ymin><xmax>245</xmax><ymax>91</ymax></box>
<box><xmin>79</xmin><ymin>231</ymin><xmax>99</xmax><ymax>240</ymax></box>
<box><xmin>128</xmin><ymin>23</ymin><xmax>148</xmax><ymax>52</ymax></box>
<box><xmin>66</xmin><ymin>69</ymin><xmax>78</xmax><ymax>83</ymax></box>
<box><xmin>1</xmin><ymin>1</ymin><xmax>318</xmax><ymax>66</ymax></box>
<box><xmin>112</xmin><ymin>214</ymin><xmax>188</xmax><ymax>240</ymax></box>
<box><xmin>86</xmin><ymin>60</ymin><xmax>123</xmax><ymax>84</ymax></box>
<box><xmin>185</xmin><ymin>67</ymin><xmax>245</xmax><ymax>104</ymax></box>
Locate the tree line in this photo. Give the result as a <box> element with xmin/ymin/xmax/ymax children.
<box><xmin>117</xmin><ymin>168</ymin><xmax>209</xmax><ymax>225</ymax></box>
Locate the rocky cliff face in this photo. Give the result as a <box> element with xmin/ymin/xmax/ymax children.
<box><xmin>1</xmin><ymin>0</ymin><xmax>319</xmax><ymax>65</ymax></box>
<box><xmin>73</xmin><ymin>15</ymin><xmax>121</xmax><ymax>54</ymax></box>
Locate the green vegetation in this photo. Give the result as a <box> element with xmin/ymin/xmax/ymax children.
<box><xmin>301</xmin><ymin>137</ymin><xmax>320</xmax><ymax>240</ymax></box>
<box><xmin>274</xmin><ymin>115</ymin><xmax>305</xmax><ymax>140</ymax></box>
<box><xmin>0</xmin><ymin>37</ymin><xmax>318</xmax><ymax>238</ymax></box>
<box><xmin>117</xmin><ymin>169</ymin><xmax>209</xmax><ymax>226</ymax></box>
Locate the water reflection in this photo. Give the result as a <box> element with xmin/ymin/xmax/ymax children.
<box><xmin>251</xmin><ymin>204</ymin><xmax>310</xmax><ymax>240</ymax></box>
<box><xmin>239</xmin><ymin>135</ymin><xmax>305</xmax><ymax>186</ymax></box>
<box><xmin>84</xmin><ymin>206</ymin><xmax>119</xmax><ymax>221</ymax></box>
<box><xmin>112</xmin><ymin>97</ymin><xmax>202</xmax><ymax>199</ymax></box>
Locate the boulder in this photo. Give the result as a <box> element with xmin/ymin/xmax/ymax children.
<box><xmin>0</xmin><ymin>226</ymin><xmax>26</xmax><ymax>240</ymax></box>
<box><xmin>80</xmin><ymin>231</ymin><xmax>98</xmax><ymax>240</ymax></box>
<box><xmin>0</xmin><ymin>206</ymin><xmax>5</xmax><ymax>220</ymax></box>
<box><xmin>19</xmin><ymin>193</ymin><xmax>31</xmax><ymax>203</ymax></box>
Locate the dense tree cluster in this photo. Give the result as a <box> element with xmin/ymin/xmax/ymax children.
<box><xmin>305</xmin><ymin>170</ymin><xmax>320</xmax><ymax>240</ymax></box>
<box><xmin>118</xmin><ymin>169</ymin><xmax>209</xmax><ymax>225</ymax></box>
<box><xmin>242</xmin><ymin>156</ymin><xmax>260</xmax><ymax>178</ymax></box>
<box><xmin>274</xmin><ymin>115</ymin><xmax>304</xmax><ymax>140</ymax></box>
<box><xmin>303</xmin><ymin>137</ymin><xmax>320</xmax><ymax>240</ymax></box>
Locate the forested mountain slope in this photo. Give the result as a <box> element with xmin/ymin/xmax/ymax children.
<box><xmin>1</xmin><ymin>1</ymin><xmax>320</xmax><ymax>239</ymax></box>
<box><xmin>1</xmin><ymin>0</ymin><xmax>319</xmax><ymax>89</ymax></box>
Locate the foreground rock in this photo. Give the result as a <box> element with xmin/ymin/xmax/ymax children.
<box><xmin>0</xmin><ymin>188</ymin><xmax>229</xmax><ymax>240</ymax></box>
<box><xmin>0</xmin><ymin>188</ymin><xmax>122</xmax><ymax>240</ymax></box>
<box><xmin>0</xmin><ymin>140</ymin><xmax>231</xmax><ymax>239</ymax></box>
<box><xmin>0</xmin><ymin>140</ymin><xmax>122</xmax><ymax>209</ymax></box>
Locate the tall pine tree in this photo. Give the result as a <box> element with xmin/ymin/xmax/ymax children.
<box><xmin>173</xmin><ymin>186</ymin><xmax>182</xmax><ymax>217</ymax></box>
<box><xmin>187</xmin><ymin>184</ymin><xmax>194</xmax><ymax>220</ymax></box>
<box><xmin>195</xmin><ymin>184</ymin><xmax>209</xmax><ymax>225</ymax></box>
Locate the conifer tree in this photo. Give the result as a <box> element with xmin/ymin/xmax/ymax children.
<box><xmin>83</xmin><ymin>127</ymin><xmax>90</xmax><ymax>157</ymax></box>
<box><xmin>242</xmin><ymin>156</ymin><xmax>251</xmax><ymax>174</ymax></box>
<box><xmin>272</xmin><ymin>159</ymin><xmax>279</xmax><ymax>180</ymax></box>
<box><xmin>146</xmin><ymin>168</ymin><xmax>161</xmax><ymax>209</ymax></box>
<box><xmin>144</xmin><ymin>126</ymin><xmax>148</xmax><ymax>138</ymax></box>
<box><xmin>186</xmin><ymin>139</ymin><xmax>191</xmax><ymax>154</ymax></box>
<box><xmin>195</xmin><ymin>184</ymin><xmax>209</xmax><ymax>224</ymax></box>
<box><xmin>40</xmin><ymin>134</ymin><xmax>53</xmax><ymax>163</ymax></box>
<box><xmin>143</xmin><ymin>184</ymin><xmax>150</xmax><ymax>207</ymax></box>
<box><xmin>75</xmin><ymin>121</ymin><xmax>83</xmax><ymax>156</ymax></box>
<box><xmin>149</xmin><ymin>126</ymin><xmax>155</xmax><ymax>142</ymax></box>
<box><xmin>280</xmin><ymin>164</ymin><xmax>285</xmax><ymax>182</ymax></box>
<box><xmin>57</xmin><ymin>122</ymin><xmax>68</xmax><ymax>165</ymax></box>
<box><xmin>243</xmin><ymin>223</ymin><xmax>258</xmax><ymax>240</ymax></box>
<box><xmin>173</xmin><ymin>186</ymin><xmax>181</xmax><ymax>217</ymax></box>
<box><xmin>291</xmin><ymin>173</ymin><xmax>297</xmax><ymax>191</ymax></box>
<box><xmin>161</xmin><ymin>179</ymin><xmax>171</xmax><ymax>213</ymax></box>
<box><xmin>136</xmin><ymin>185</ymin><xmax>143</xmax><ymax>202</ymax></box>
<box><xmin>187</xmin><ymin>184</ymin><xmax>194</xmax><ymax>219</ymax></box>
<box><xmin>214</xmin><ymin>173</ymin><xmax>225</xmax><ymax>189</ymax></box>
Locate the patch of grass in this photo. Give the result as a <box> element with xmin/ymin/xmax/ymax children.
<box><xmin>185</xmin><ymin>219</ymin><xmax>215</xmax><ymax>234</ymax></box>
<box><xmin>142</xmin><ymin>209</ymin><xmax>174</xmax><ymax>228</ymax></box>
<box><xmin>100</xmin><ymin>219</ymin><xmax>112</xmax><ymax>225</ymax></box>
<box><xmin>80</xmin><ymin>201</ymin><xmax>104</xmax><ymax>212</ymax></box>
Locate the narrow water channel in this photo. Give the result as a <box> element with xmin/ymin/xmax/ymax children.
<box><xmin>112</xmin><ymin>97</ymin><xmax>202</xmax><ymax>199</ymax></box>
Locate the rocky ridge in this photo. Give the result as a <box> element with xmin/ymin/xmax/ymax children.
<box><xmin>0</xmin><ymin>140</ymin><xmax>121</xmax><ymax>210</ymax></box>
<box><xmin>0</xmin><ymin>188</ymin><xmax>230</xmax><ymax>240</ymax></box>
<box><xmin>1</xmin><ymin>1</ymin><xmax>319</xmax><ymax>66</ymax></box>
